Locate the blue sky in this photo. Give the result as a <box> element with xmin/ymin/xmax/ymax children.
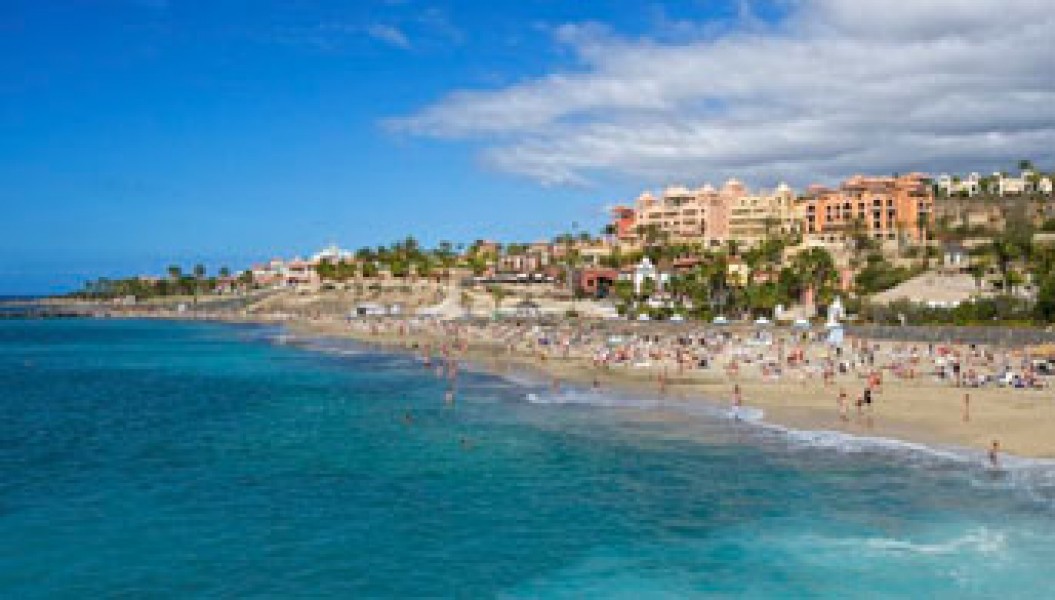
<box><xmin>1</xmin><ymin>0</ymin><xmax>1051</xmax><ymax>294</ymax></box>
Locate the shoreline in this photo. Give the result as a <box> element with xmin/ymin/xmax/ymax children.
<box><xmin>280</xmin><ymin>317</ymin><xmax>1055</xmax><ymax>461</ymax></box>
<box><xmin>16</xmin><ymin>302</ymin><xmax>1055</xmax><ymax>461</ymax></box>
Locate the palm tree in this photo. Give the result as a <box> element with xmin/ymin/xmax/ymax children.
<box><xmin>487</xmin><ymin>284</ymin><xmax>509</xmax><ymax>316</ymax></box>
<box><xmin>792</xmin><ymin>248</ymin><xmax>837</xmax><ymax>305</ymax></box>
<box><xmin>459</xmin><ymin>290</ymin><xmax>474</xmax><ymax>317</ymax></box>
<box><xmin>191</xmin><ymin>263</ymin><xmax>207</xmax><ymax>300</ymax></box>
<box><xmin>612</xmin><ymin>279</ymin><xmax>634</xmax><ymax>316</ymax></box>
<box><xmin>725</xmin><ymin>239</ymin><xmax>740</xmax><ymax>258</ymax></box>
<box><xmin>846</xmin><ymin>217</ymin><xmax>872</xmax><ymax>270</ymax></box>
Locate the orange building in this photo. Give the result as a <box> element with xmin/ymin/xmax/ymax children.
<box><xmin>801</xmin><ymin>173</ymin><xmax>934</xmax><ymax>245</ymax></box>
<box><xmin>609</xmin><ymin>206</ymin><xmax>637</xmax><ymax>242</ymax></box>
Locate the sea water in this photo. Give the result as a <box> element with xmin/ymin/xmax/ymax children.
<box><xmin>1</xmin><ymin>319</ymin><xmax>1053</xmax><ymax>597</ymax></box>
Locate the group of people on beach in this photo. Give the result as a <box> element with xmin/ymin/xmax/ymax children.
<box><xmin>341</xmin><ymin>316</ymin><xmax>1040</xmax><ymax>468</ymax></box>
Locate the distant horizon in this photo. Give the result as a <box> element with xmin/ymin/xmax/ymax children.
<box><xmin>3</xmin><ymin>0</ymin><xmax>1052</xmax><ymax>295</ymax></box>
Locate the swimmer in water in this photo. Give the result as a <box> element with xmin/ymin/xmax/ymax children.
<box><xmin>403</xmin><ymin>411</ymin><xmax>414</xmax><ymax>426</ymax></box>
<box><xmin>444</xmin><ymin>389</ymin><xmax>455</xmax><ymax>407</ymax></box>
<box><xmin>460</xmin><ymin>436</ymin><xmax>473</xmax><ymax>450</ymax></box>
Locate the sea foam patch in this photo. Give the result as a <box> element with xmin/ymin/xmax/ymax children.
<box><xmin>525</xmin><ymin>389</ymin><xmax>660</xmax><ymax>410</ymax></box>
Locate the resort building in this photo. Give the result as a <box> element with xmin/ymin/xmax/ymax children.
<box><xmin>618</xmin><ymin>184</ymin><xmax>722</xmax><ymax>246</ymax></box>
<box><xmin>800</xmin><ymin>173</ymin><xmax>935</xmax><ymax>246</ymax></box>
<box><xmin>936</xmin><ymin>168</ymin><xmax>1054</xmax><ymax>198</ymax></box>
<box><xmin>609</xmin><ymin>206</ymin><xmax>637</xmax><ymax>243</ymax></box>
<box><xmin>936</xmin><ymin>172</ymin><xmax>982</xmax><ymax>197</ymax></box>
<box><xmin>311</xmin><ymin>243</ymin><xmax>354</xmax><ymax>264</ymax></box>
<box><xmin>726</xmin><ymin>183</ymin><xmax>801</xmax><ymax>247</ymax></box>
<box><xmin>282</xmin><ymin>259</ymin><xmax>319</xmax><ymax>287</ymax></box>
<box><xmin>611</xmin><ymin>178</ymin><xmax>802</xmax><ymax>249</ymax></box>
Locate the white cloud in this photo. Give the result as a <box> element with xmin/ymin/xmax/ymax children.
<box><xmin>367</xmin><ymin>24</ymin><xmax>411</xmax><ymax>49</ymax></box>
<box><xmin>390</xmin><ymin>0</ymin><xmax>1055</xmax><ymax>187</ymax></box>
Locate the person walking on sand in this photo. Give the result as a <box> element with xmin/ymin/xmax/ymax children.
<box><xmin>732</xmin><ymin>383</ymin><xmax>742</xmax><ymax>419</ymax></box>
<box><xmin>989</xmin><ymin>439</ymin><xmax>1000</xmax><ymax>469</ymax></box>
<box><xmin>838</xmin><ymin>388</ymin><xmax>848</xmax><ymax>422</ymax></box>
<box><xmin>963</xmin><ymin>392</ymin><xmax>970</xmax><ymax>423</ymax></box>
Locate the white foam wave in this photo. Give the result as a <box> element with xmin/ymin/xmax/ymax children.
<box><xmin>299</xmin><ymin>343</ymin><xmax>365</xmax><ymax>357</ymax></box>
<box><xmin>484</xmin><ymin>369</ymin><xmax>549</xmax><ymax>389</ymax></box>
<box><xmin>775</xmin><ymin>427</ymin><xmax>970</xmax><ymax>463</ymax></box>
<box><xmin>525</xmin><ymin>389</ymin><xmax>660</xmax><ymax>410</ymax></box>
<box><xmin>863</xmin><ymin>527</ymin><xmax>1007</xmax><ymax>556</ymax></box>
<box><xmin>726</xmin><ymin>406</ymin><xmax>765</xmax><ymax>422</ymax></box>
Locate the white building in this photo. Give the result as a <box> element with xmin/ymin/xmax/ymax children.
<box><xmin>624</xmin><ymin>257</ymin><xmax>669</xmax><ymax>296</ymax></box>
<box><xmin>995</xmin><ymin>169</ymin><xmax>1052</xmax><ymax>196</ymax></box>
<box><xmin>937</xmin><ymin>172</ymin><xmax>981</xmax><ymax>196</ymax></box>
<box><xmin>311</xmin><ymin>244</ymin><xmax>354</xmax><ymax>264</ymax></box>
<box><xmin>998</xmin><ymin>171</ymin><xmax>1030</xmax><ymax>196</ymax></box>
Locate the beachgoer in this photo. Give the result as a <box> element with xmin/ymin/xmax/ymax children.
<box><xmin>963</xmin><ymin>393</ymin><xmax>970</xmax><ymax>423</ymax></box>
<box><xmin>989</xmin><ymin>440</ymin><xmax>1000</xmax><ymax>468</ymax></box>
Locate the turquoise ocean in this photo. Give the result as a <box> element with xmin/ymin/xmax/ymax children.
<box><xmin>1</xmin><ymin>318</ymin><xmax>1053</xmax><ymax>597</ymax></box>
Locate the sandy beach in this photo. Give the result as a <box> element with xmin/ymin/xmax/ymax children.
<box><xmin>278</xmin><ymin>315</ymin><xmax>1055</xmax><ymax>460</ymax></box>
<box><xmin>34</xmin><ymin>292</ymin><xmax>1055</xmax><ymax>459</ymax></box>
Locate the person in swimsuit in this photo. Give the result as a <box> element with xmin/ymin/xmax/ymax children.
<box><xmin>988</xmin><ymin>440</ymin><xmax>1000</xmax><ymax>468</ymax></box>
